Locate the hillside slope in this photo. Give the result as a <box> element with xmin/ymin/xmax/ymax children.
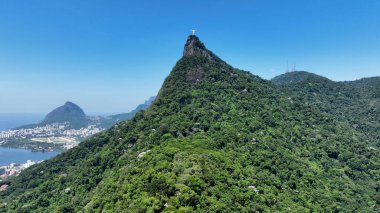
<box><xmin>271</xmin><ymin>72</ymin><xmax>380</xmax><ymax>142</ymax></box>
<box><xmin>1</xmin><ymin>36</ymin><xmax>378</xmax><ymax>212</ymax></box>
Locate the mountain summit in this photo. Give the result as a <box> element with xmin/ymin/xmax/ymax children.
<box><xmin>1</xmin><ymin>36</ymin><xmax>378</xmax><ymax>212</ymax></box>
<box><xmin>183</xmin><ymin>35</ymin><xmax>217</xmax><ymax>60</ymax></box>
<box><xmin>40</xmin><ymin>101</ymin><xmax>87</xmax><ymax>128</ymax></box>
<box><xmin>43</xmin><ymin>101</ymin><xmax>86</xmax><ymax>123</ymax></box>
<box><xmin>271</xmin><ymin>71</ymin><xmax>331</xmax><ymax>85</ymax></box>
<box><xmin>13</xmin><ymin>101</ymin><xmax>88</xmax><ymax>130</ymax></box>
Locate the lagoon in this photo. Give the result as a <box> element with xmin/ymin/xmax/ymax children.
<box><xmin>0</xmin><ymin>147</ymin><xmax>59</xmax><ymax>166</ymax></box>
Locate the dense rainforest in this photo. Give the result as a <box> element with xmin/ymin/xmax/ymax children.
<box><xmin>0</xmin><ymin>35</ymin><xmax>378</xmax><ymax>212</ymax></box>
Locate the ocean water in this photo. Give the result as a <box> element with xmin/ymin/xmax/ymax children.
<box><xmin>0</xmin><ymin>113</ymin><xmax>44</xmax><ymax>131</ymax></box>
<box><xmin>0</xmin><ymin>147</ymin><xmax>59</xmax><ymax>166</ymax></box>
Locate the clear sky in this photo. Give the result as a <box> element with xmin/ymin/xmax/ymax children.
<box><xmin>0</xmin><ymin>0</ymin><xmax>379</xmax><ymax>113</ymax></box>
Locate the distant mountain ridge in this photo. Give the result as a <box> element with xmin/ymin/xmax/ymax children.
<box><xmin>271</xmin><ymin>71</ymin><xmax>380</xmax><ymax>86</ymax></box>
<box><xmin>109</xmin><ymin>96</ymin><xmax>156</xmax><ymax>122</ymax></box>
<box><xmin>271</xmin><ymin>71</ymin><xmax>331</xmax><ymax>85</ymax></box>
<box><xmin>14</xmin><ymin>97</ymin><xmax>156</xmax><ymax>130</ymax></box>
<box><xmin>94</xmin><ymin>96</ymin><xmax>156</xmax><ymax>129</ymax></box>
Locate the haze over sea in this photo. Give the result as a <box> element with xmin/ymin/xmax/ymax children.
<box><xmin>0</xmin><ymin>113</ymin><xmax>44</xmax><ymax>131</ymax></box>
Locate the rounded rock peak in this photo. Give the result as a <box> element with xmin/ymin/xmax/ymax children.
<box><xmin>64</xmin><ymin>101</ymin><xmax>76</xmax><ymax>106</ymax></box>
<box><xmin>183</xmin><ymin>35</ymin><xmax>214</xmax><ymax>59</ymax></box>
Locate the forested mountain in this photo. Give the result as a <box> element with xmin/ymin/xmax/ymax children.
<box><xmin>0</xmin><ymin>36</ymin><xmax>378</xmax><ymax>212</ymax></box>
<box><xmin>271</xmin><ymin>72</ymin><xmax>380</xmax><ymax>142</ymax></box>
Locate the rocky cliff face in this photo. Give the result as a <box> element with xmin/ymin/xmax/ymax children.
<box><xmin>183</xmin><ymin>35</ymin><xmax>216</xmax><ymax>60</ymax></box>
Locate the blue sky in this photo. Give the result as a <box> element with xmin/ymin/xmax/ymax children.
<box><xmin>0</xmin><ymin>0</ymin><xmax>379</xmax><ymax>113</ymax></box>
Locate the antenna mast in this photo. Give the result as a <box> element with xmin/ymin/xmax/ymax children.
<box><xmin>286</xmin><ymin>61</ymin><xmax>289</xmax><ymax>73</ymax></box>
